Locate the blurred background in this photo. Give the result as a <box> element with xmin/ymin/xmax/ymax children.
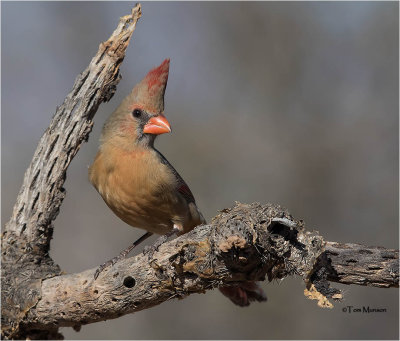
<box><xmin>2</xmin><ymin>1</ymin><xmax>398</xmax><ymax>339</ymax></box>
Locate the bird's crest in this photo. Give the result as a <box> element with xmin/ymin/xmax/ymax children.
<box><xmin>130</xmin><ymin>59</ymin><xmax>170</xmax><ymax>114</ymax></box>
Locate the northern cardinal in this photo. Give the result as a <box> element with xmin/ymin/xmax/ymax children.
<box><xmin>89</xmin><ymin>59</ymin><xmax>267</xmax><ymax>306</ymax></box>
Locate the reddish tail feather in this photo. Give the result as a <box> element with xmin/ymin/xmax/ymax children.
<box><xmin>219</xmin><ymin>281</ymin><xmax>267</xmax><ymax>307</ymax></box>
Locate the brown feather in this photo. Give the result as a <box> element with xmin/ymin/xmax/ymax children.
<box><xmin>89</xmin><ymin>60</ymin><xmax>265</xmax><ymax>307</ymax></box>
<box><xmin>89</xmin><ymin>143</ymin><xmax>203</xmax><ymax>235</ymax></box>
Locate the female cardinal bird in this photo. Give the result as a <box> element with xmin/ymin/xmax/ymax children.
<box><xmin>89</xmin><ymin>59</ymin><xmax>267</xmax><ymax>306</ymax></box>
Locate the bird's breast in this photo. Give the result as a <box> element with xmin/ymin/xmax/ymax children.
<box><xmin>89</xmin><ymin>147</ymin><xmax>188</xmax><ymax>234</ymax></box>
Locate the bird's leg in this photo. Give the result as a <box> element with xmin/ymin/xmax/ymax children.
<box><xmin>143</xmin><ymin>225</ymin><xmax>182</xmax><ymax>259</ymax></box>
<box><xmin>94</xmin><ymin>231</ymin><xmax>153</xmax><ymax>280</ymax></box>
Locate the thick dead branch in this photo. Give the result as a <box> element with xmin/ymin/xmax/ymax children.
<box><xmin>3</xmin><ymin>4</ymin><xmax>141</xmax><ymax>250</ymax></box>
<box><xmin>18</xmin><ymin>202</ymin><xmax>399</xmax><ymax>332</ymax></box>
<box><xmin>1</xmin><ymin>4</ymin><xmax>141</xmax><ymax>339</ymax></box>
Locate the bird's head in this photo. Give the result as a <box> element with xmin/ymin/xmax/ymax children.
<box><xmin>101</xmin><ymin>59</ymin><xmax>172</xmax><ymax>150</ymax></box>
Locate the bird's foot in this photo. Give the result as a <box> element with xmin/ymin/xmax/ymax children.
<box><xmin>142</xmin><ymin>245</ymin><xmax>155</xmax><ymax>260</ymax></box>
<box><xmin>143</xmin><ymin>226</ymin><xmax>181</xmax><ymax>260</ymax></box>
<box><xmin>143</xmin><ymin>235</ymin><xmax>168</xmax><ymax>260</ymax></box>
<box><xmin>94</xmin><ymin>257</ymin><xmax>120</xmax><ymax>280</ymax></box>
<box><xmin>94</xmin><ymin>232</ymin><xmax>153</xmax><ymax>280</ymax></box>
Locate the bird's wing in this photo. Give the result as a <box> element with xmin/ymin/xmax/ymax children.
<box><xmin>155</xmin><ymin>150</ymin><xmax>196</xmax><ymax>204</ymax></box>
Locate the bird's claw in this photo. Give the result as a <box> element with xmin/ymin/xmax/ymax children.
<box><xmin>142</xmin><ymin>228</ymin><xmax>180</xmax><ymax>261</ymax></box>
<box><xmin>94</xmin><ymin>262</ymin><xmax>108</xmax><ymax>280</ymax></box>
<box><xmin>94</xmin><ymin>232</ymin><xmax>154</xmax><ymax>280</ymax></box>
<box><xmin>143</xmin><ymin>244</ymin><xmax>158</xmax><ymax>260</ymax></box>
<box><xmin>94</xmin><ymin>258</ymin><xmax>118</xmax><ymax>280</ymax></box>
<box><xmin>94</xmin><ymin>265</ymin><xmax>104</xmax><ymax>280</ymax></box>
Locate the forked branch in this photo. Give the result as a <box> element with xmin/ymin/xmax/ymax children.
<box><xmin>1</xmin><ymin>4</ymin><xmax>142</xmax><ymax>339</ymax></box>
<box><xmin>1</xmin><ymin>3</ymin><xmax>398</xmax><ymax>340</ymax></box>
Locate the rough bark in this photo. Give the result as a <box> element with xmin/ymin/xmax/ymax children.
<box><xmin>315</xmin><ymin>242</ymin><xmax>399</xmax><ymax>288</ymax></box>
<box><xmin>1</xmin><ymin>4</ymin><xmax>142</xmax><ymax>339</ymax></box>
<box><xmin>15</xmin><ymin>203</ymin><xmax>400</xmax><ymax>332</ymax></box>
<box><xmin>1</xmin><ymin>2</ymin><xmax>398</xmax><ymax>340</ymax></box>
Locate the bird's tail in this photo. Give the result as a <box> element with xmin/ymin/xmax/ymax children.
<box><xmin>195</xmin><ymin>212</ymin><xmax>266</xmax><ymax>307</ymax></box>
<box><xmin>219</xmin><ymin>281</ymin><xmax>267</xmax><ymax>307</ymax></box>
<box><xmin>199</xmin><ymin>211</ymin><xmax>207</xmax><ymax>225</ymax></box>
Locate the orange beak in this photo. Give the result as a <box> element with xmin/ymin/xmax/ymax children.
<box><xmin>143</xmin><ymin>115</ymin><xmax>171</xmax><ymax>135</ymax></box>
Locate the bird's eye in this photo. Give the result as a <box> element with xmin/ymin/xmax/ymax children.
<box><xmin>132</xmin><ymin>109</ymin><xmax>142</xmax><ymax>118</ymax></box>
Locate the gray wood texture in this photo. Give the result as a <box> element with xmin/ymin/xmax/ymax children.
<box><xmin>1</xmin><ymin>4</ymin><xmax>142</xmax><ymax>339</ymax></box>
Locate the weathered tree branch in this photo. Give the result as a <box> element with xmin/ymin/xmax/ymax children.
<box><xmin>1</xmin><ymin>4</ymin><xmax>141</xmax><ymax>339</ymax></box>
<box><xmin>19</xmin><ymin>203</ymin><xmax>400</xmax><ymax>331</ymax></box>
<box><xmin>4</xmin><ymin>4</ymin><xmax>141</xmax><ymax>249</ymax></box>
<box><xmin>317</xmin><ymin>242</ymin><xmax>398</xmax><ymax>288</ymax></box>
<box><xmin>1</xmin><ymin>3</ymin><xmax>398</xmax><ymax>340</ymax></box>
